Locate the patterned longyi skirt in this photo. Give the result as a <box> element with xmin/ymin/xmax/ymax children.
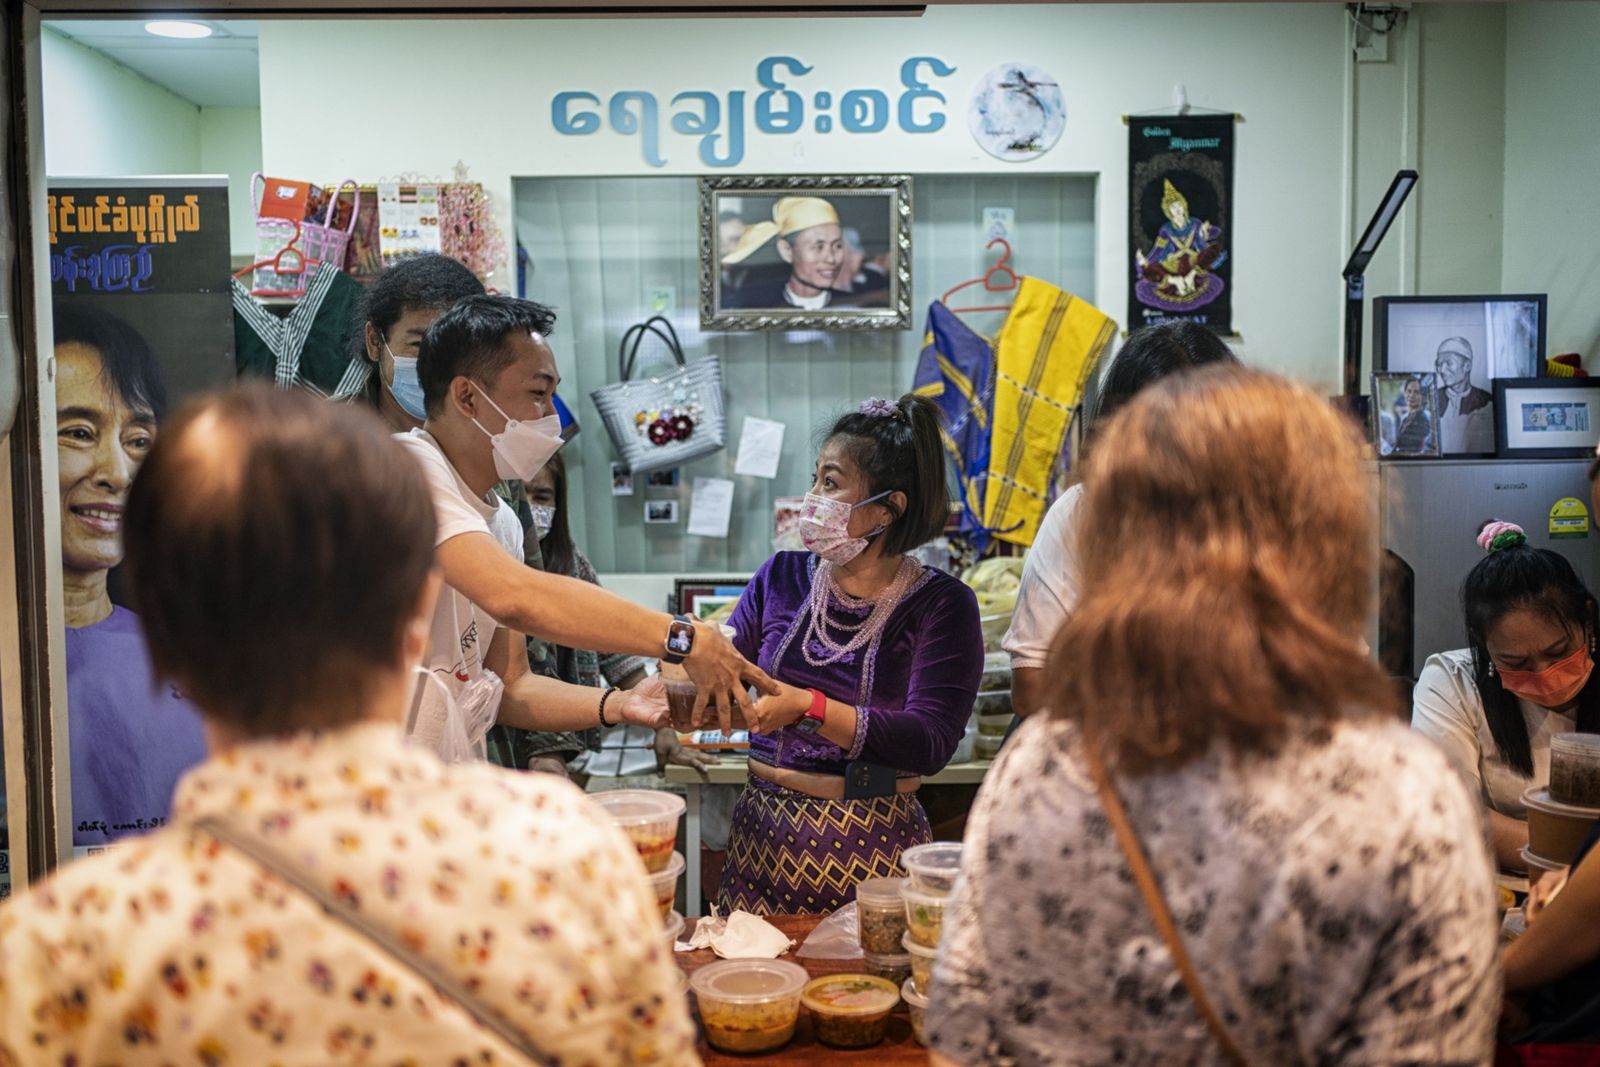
<box><xmin>717</xmin><ymin>775</ymin><xmax>933</xmax><ymax>915</ymax></box>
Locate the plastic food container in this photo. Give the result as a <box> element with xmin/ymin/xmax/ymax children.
<box><xmin>855</xmin><ymin>876</ymin><xmax>911</xmax><ymax>953</ymax></box>
<box><xmin>951</xmin><ymin>720</ymin><xmax>978</xmax><ymax>764</ymax></box>
<box><xmin>800</xmin><ymin>974</ymin><xmax>900</xmax><ymax>1049</ymax></box>
<box><xmin>1521</xmin><ymin>845</ymin><xmax>1568</xmax><ymax>883</ymax></box>
<box><xmin>647</xmin><ymin>852</ymin><xmax>686</xmax><ymax>919</ymax></box>
<box><xmin>1550</xmin><ymin>732</ymin><xmax>1600</xmax><ymax>806</ymax></box>
<box><xmin>1522</xmin><ymin>785</ymin><xmax>1600</xmax><ymax>865</ymax></box>
<box><xmin>592</xmin><ymin>790</ymin><xmax>685</xmax><ymax>873</ymax></box>
<box><xmin>975</xmin><ymin>733</ymin><xmax>1004</xmax><ymax>761</ymax></box>
<box><xmin>690</xmin><ymin>958</ymin><xmax>808</xmax><ymax>1055</ymax></box>
<box><xmin>903</xmin><ymin>930</ymin><xmax>938</xmax><ymax>991</ymax></box>
<box><xmin>902</xmin><ymin>884</ymin><xmax>949</xmax><ymax>948</ymax></box>
<box><xmin>902</xmin><ymin>977</ymin><xmax>930</xmax><ymax>1045</ymax></box>
<box><xmin>980</xmin><ymin>651</ymin><xmax>1011</xmax><ymax>692</ymax></box>
<box><xmin>902</xmin><ymin>842</ymin><xmax>964</xmax><ymax>895</ymax></box>
<box><xmin>862</xmin><ymin>949</ymin><xmax>911</xmax><ymax>986</ymax></box>
<box><xmin>976</xmin><ymin>712</ymin><xmax>1014</xmax><ymax>738</ymax></box>
<box><xmin>973</xmin><ymin>691</ymin><xmax>1013</xmax><ymax>717</ymax></box>
<box><xmin>663</xmin><ymin>910</ymin><xmax>685</xmax><ymax>952</ymax></box>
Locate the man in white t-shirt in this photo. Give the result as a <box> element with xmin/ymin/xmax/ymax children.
<box><xmin>397</xmin><ymin>295</ymin><xmax>774</xmax><ymax>755</ymax></box>
<box><xmin>1003</xmin><ymin>323</ymin><xmax>1236</xmax><ymax>718</ymax></box>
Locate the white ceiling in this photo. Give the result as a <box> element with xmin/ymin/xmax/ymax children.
<box><xmin>47</xmin><ymin>19</ymin><xmax>260</xmax><ymax>108</ymax></box>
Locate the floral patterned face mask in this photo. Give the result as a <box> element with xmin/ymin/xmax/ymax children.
<box><xmin>799</xmin><ymin>490</ymin><xmax>890</xmax><ymax>565</ymax></box>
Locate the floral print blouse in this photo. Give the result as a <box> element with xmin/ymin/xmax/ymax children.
<box><xmin>0</xmin><ymin>722</ymin><xmax>696</xmax><ymax>1065</ymax></box>
<box><xmin>927</xmin><ymin>715</ymin><xmax>1501</xmax><ymax>1067</ymax></box>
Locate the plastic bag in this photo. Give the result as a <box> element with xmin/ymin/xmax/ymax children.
<box><xmin>406</xmin><ymin>667</ymin><xmax>501</xmax><ymax>764</ymax></box>
<box><xmin>797</xmin><ymin>902</ymin><xmax>863</xmax><ymax>960</ymax></box>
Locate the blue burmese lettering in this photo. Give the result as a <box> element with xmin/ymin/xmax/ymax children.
<box><xmin>551</xmin><ymin>91</ymin><xmax>602</xmax><ymax>134</ymax></box>
<box><xmin>899</xmin><ymin>57</ymin><xmax>955</xmax><ymax>133</ymax></box>
<box><xmin>672</xmin><ymin>91</ymin><xmax>747</xmax><ymax>168</ymax></box>
<box><xmin>610</xmin><ymin>92</ymin><xmax>665</xmax><ymax>167</ymax></box>
<box><xmin>755</xmin><ymin>56</ymin><xmax>812</xmax><ymax>134</ymax></box>
<box><xmin>51</xmin><ymin>244</ymin><xmax>156</xmax><ymax>293</ymax></box>
<box><xmin>841</xmin><ymin>89</ymin><xmax>890</xmax><ymax>133</ymax></box>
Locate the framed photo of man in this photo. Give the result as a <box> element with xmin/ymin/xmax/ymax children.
<box><xmin>699</xmin><ymin>175</ymin><xmax>911</xmax><ymax>332</ymax></box>
<box><xmin>1375</xmin><ymin>294</ymin><xmax>1547</xmax><ymax>457</ymax></box>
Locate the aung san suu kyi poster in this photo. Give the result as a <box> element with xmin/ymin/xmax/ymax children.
<box><xmin>1127</xmin><ymin>114</ymin><xmax>1234</xmax><ymax>335</ymax></box>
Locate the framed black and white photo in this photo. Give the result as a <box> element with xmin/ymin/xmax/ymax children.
<box><xmin>1372</xmin><ymin>372</ymin><xmax>1442</xmax><ymax>459</ymax></box>
<box><xmin>1494</xmin><ymin>378</ymin><xmax>1600</xmax><ymax>459</ymax></box>
<box><xmin>700</xmin><ymin>175</ymin><xmax>911</xmax><ymax>332</ymax></box>
<box><xmin>644</xmin><ymin>500</ymin><xmax>679</xmax><ymax>524</ymax></box>
<box><xmin>1375</xmin><ymin>294</ymin><xmax>1547</xmax><ymax>457</ymax></box>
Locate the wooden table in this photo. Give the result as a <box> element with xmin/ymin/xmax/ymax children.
<box><xmin>677</xmin><ymin>914</ymin><xmax>932</xmax><ymax>1065</ymax></box>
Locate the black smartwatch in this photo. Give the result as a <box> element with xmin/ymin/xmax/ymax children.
<box><xmin>662</xmin><ymin>614</ymin><xmax>696</xmax><ymax>664</ymax></box>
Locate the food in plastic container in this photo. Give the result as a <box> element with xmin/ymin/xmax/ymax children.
<box><xmin>1521</xmin><ymin>785</ymin><xmax>1600</xmax><ymax>865</ymax></box>
<box><xmin>902</xmin><ymin>885</ymin><xmax>948</xmax><ymax>948</ymax></box>
<box><xmin>951</xmin><ymin>720</ymin><xmax>978</xmax><ymax>764</ymax></box>
<box><xmin>592</xmin><ymin>790</ymin><xmax>685</xmax><ymax>873</ymax></box>
<box><xmin>902</xmin><ymin>841</ymin><xmax>964</xmax><ymax>895</ymax></box>
<box><xmin>1550</xmin><ymin>732</ymin><xmax>1600</xmax><ymax>806</ymax></box>
<box><xmin>862</xmin><ymin>949</ymin><xmax>912</xmax><ymax>986</ymax></box>
<box><xmin>979</xmin><ymin>652</ymin><xmax>1012</xmax><ymax>692</ymax></box>
<box><xmin>973</xmin><ymin>691</ymin><xmax>1013</xmax><ymax>716</ymax></box>
<box><xmin>903</xmin><ymin>930</ymin><xmax>938</xmax><ymax>991</ymax></box>
<box><xmin>976</xmin><ymin>711</ymin><xmax>1014</xmax><ymax>737</ymax></box>
<box><xmin>690</xmin><ymin>959</ymin><xmax>808</xmax><ymax>1055</ymax></box>
<box><xmin>902</xmin><ymin>977</ymin><xmax>930</xmax><ymax>1045</ymax></box>
<box><xmin>975</xmin><ymin>733</ymin><xmax>1004</xmax><ymax>761</ymax></box>
<box><xmin>800</xmin><ymin>974</ymin><xmax>900</xmax><ymax>1048</ymax></box>
<box><xmin>664</xmin><ymin>910</ymin><xmax>685</xmax><ymax>953</ymax></box>
<box><xmin>855</xmin><ymin>876</ymin><xmax>911</xmax><ymax>953</ymax></box>
<box><xmin>647</xmin><ymin>852</ymin><xmax>685</xmax><ymax>918</ymax></box>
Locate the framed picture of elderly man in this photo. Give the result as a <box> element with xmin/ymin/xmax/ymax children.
<box><xmin>699</xmin><ymin>175</ymin><xmax>911</xmax><ymax>332</ymax></box>
<box><xmin>1375</xmin><ymin>294</ymin><xmax>1547</xmax><ymax>457</ymax></box>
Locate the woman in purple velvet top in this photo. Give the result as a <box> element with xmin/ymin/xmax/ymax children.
<box><xmin>717</xmin><ymin>393</ymin><xmax>983</xmax><ymax>914</ymax></box>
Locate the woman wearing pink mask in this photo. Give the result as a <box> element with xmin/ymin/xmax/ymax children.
<box><xmin>715</xmin><ymin>394</ymin><xmax>983</xmax><ymax>914</ymax></box>
<box><xmin>1412</xmin><ymin>520</ymin><xmax>1600</xmax><ymax>873</ymax></box>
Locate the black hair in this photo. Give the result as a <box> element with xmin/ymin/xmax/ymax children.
<box><xmin>1089</xmin><ymin>322</ymin><xmax>1236</xmax><ymax>443</ymax></box>
<box><xmin>416</xmin><ymin>294</ymin><xmax>558</xmax><ymax>418</ymax></box>
<box><xmin>825</xmin><ymin>393</ymin><xmax>948</xmax><ymax>557</ymax></box>
<box><xmin>1463</xmin><ymin>535</ymin><xmax>1600</xmax><ymax>776</ymax></box>
<box><xmin>353</xmin><ymin>253</ymin><xmax>484</xmax><ymax>364</ymax></box>
<box><xmin>532</xmin><ymin>449</ymin><xmax>577</xmax><ymax>579</ymax></box>
<box><xmin>52</xmin><ymin>303</ymin><xmax>168</xmax><ymax>420</ymax></box>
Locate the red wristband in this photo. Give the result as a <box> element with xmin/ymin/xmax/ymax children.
<box><xmin>804</xmin><ymin>688</ymin><xmax>828</xmax><ymax>726</ymax></box>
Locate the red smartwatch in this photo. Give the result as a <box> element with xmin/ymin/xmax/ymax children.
<box><xmin>795</xmin><ymin>688</ymin><xmax>827</xmax><ymax>735</ymax></box>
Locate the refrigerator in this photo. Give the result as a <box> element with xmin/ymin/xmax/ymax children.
<box><xmin>1379</xmin><ymin>458</ymin><xmax>1596</xmax><ymax>682</ymax></box>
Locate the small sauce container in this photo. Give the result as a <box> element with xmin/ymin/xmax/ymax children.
<box><xmin>1550</xmin><ymin>732</ymin><xmax>1600</xmax><ymax>807</ymax></box>
<box><xmin>901</xmin><ymin>841</ymin><xmax>964</xmax><ymax>895</ymax></box>
<box><xmin>690</xmin><ymin>958</ymin><xmax>808</xmax><ymax>1055</ymax></box>
<box><xmin>902</xmin><ymin>929</ymin><xmax>938</xmax><ymax>991</ymax></box>
<box><xmin>861</xmin><ymin>949</ymin><xmax>912</xmax><ymax>987</ymax></box>
<box><xmin>855</xmin><ymin>876</ymin><xmax>911</xmax><ymax>954</ymax></box>
<box><xmin>593</xmin><ymin>789</ymin><xmax>685</xmax><ymax>873</ymax></box>
<box><xmin>800</xmin><ymin>974</ymin><xmax>900</xmax><ymax>1049</ymax></box>
<box><xmin>902</xmin><ymin>977</ymin><xmax>930</xmax><ymax>1045</ymax></box>
<box><xmin>646</xmin><ymin>851</ymin><xmax>686</xmax><ymax>919</ymax></box>
<box><xmin>902</xmin><ymin>884</ymin><xmax>949</xmax><ymax>948</ymax></box>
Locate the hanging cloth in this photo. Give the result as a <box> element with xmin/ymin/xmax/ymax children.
<box><xmin>233</xmin><ymin>262</ymin><xmax>370</xmax><ymax>400</ymax></box>
<box><xmin>985</xmin><ymin>277</ymin><xmax>1115</xmax><ymax>548</ymax></box>
<box><xmin>912</xmin><ymin>301</ymin><xmax>996</xmax><ymax>551</ymax></box>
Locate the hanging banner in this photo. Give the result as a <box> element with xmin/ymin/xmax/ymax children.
<box><xmin>1127</xmin><ymin>114</ymin><xmax>1234</xmax><ymax>335</ymax></box>
<box><xmin>45</xmin><ymin>176</ymin><xmax>230</xmax><ymax>860</ymax></box>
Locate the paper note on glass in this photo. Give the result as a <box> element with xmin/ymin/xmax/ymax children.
<box><xmin>688</xmin><ymin>477</ymin><xmax>736</xmax><ymax>539</ymax></box>
<box><xmin>734</xmin><ymin>417</ymin><xmax>786</xmax><ymax>479</ymax></box>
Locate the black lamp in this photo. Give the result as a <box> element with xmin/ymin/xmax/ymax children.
<box><xmin>1341</xmin><ymin>169</ymin><xmax>1418</xmax><ymax>402</ymax></box>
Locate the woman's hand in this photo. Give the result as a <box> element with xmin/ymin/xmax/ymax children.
<box><xmin>683</xmin><ymin>622</ymin><xmax>779</xmax><ymax>734</ymax></box>
<box><xmin>653</xmin><ymin>727</ymin><xmax>720</xmax><ymax>775</ymax></box>
<box><xmin>616</xmin><ymin>675</ymin><xmax>669</xmax><ymax>729</ymax></box>
<box><xmin>745</xmin><ymin>682</ymin><xmax>814</xmax><ymax>735</ymax></box>
<box><xmin>1526</xmin><ymin>866</ymin><xmax>1570</xmax><ymax>924</ymax></box>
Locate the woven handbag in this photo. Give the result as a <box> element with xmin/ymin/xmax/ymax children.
<box><xmin>590</xmin><ymin>316</ymin><xmax>726</xmax><ymax>475</ymax></box>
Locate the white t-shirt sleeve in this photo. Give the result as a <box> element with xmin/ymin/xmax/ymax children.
<box><xmin>1411</xmin><ymin>651</ymin><xmax>1488</xmax><ymax>804</ymax></box>
<box><xmin>395</xmin><ymin>431</ymin><xmax>492</xmax><ymax>547</ymax></box>
<box><xmin>1002</xmin><ymin>484</ymin><xmax>1084</xmax><ymax>670</ymax></box>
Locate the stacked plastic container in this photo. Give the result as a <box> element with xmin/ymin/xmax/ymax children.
<box><xmin>592</xmin><ymin>790</ymin><xmax>688</xmax><ymax>944</ymax></box>
<box><xmin>1522</xmin><ymin>732</ymin><xmax>1600</xmax><ymax>875</ymax></box>
<box><xmin>898</xmin><ymin>841</ymin><xmax>964</xmax><ymax>1045</ymax></box>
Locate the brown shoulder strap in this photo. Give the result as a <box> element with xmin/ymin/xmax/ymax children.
<box><xmin>1082</xmin><ymin>742</ymin><xmax>1251</xmax><ymax>1067</ymax></box>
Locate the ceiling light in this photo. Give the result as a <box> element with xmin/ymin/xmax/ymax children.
<box><xmin>144</xmin><ymin>21</ymin><xmax>213</xmax><ymax>39</ymax></box>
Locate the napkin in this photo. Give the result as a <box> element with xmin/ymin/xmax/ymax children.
<box><xmin>675</xmin><ymin>906</ymin><xmax>795</xmax><ymax>959</ymax></box>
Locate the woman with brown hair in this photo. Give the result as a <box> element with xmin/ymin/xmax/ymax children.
<box><xmin>926</xmin><ymin>366</ymin><xmax>1499</xmax><ymax>1066</ymax></box>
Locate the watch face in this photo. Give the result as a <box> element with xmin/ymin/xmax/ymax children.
<box><xmin>666</xmin><ymin>624</ymin><xmax>694</xmax><ymax>656</ymax></box>
<box><xmin>795</xmin><ymin>715</ymin><xmax>821</xmax><ymax>735</ymax></box>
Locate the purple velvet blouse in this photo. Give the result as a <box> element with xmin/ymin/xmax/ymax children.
<box><xmin>729</xmin><ymin>552</ymin><xmax>983</xmax><ymax>778</ymax></box>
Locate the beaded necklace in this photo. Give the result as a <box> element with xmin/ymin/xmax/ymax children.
<box><xmin>800</xmin><ymin>555</ymin><xmax>923</xmax><ymax>668</ymax></box>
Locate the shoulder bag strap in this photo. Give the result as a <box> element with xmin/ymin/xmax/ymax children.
<box><xmin>620</xmin><ymin>318</ymin><xmax>688</xmax><ymax>382</ymax></box>
<box><xmin>194</xmin><ymin>814</ymin><xmax>552</xmax><ymax>1067</ymax></box>
<box><xmin>1081</xmin><ymin>742</ymin><xmax>1251</xmax><ymax>1067</ymax></box>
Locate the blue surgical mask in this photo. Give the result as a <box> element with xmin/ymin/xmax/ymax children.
<box><xmin>384</xmin><ymin>338</ymin><xmax>427</xmax><ymax>421</ymax></box>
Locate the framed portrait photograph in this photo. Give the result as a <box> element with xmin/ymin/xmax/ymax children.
<box><xmin>1372</xmin><ymin>372</ymin><xmax>1442</xmax><ymax>459</ymax></box>
<box><xmin>700</xmin><ymin>175</ymin><xmax>912</xmax><ymax>332</ymax></box>
<box><xmin>1375</xmin><ymin>294</ymin><xmax>1547</xmax><ymax>457</ymax></box>
<box><xmin>644</xmin><ymin>500</ymin><xmax>680</xmax><ymax>525</ymax></box>
<box><xmin>1494</xmin><ymin>378</ymin><xmax>1600</xmax><ymax>459</ymax></box>
<box><xmin>672</xmin><ymin>578</ymin><xmax>751</xmax><ymax>619</ymax></box>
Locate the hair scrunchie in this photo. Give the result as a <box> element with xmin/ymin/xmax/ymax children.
<box><xmin>1477</xmin><ymin>520</ymin><xmax>1527</xmax><ymax>554</ymax></box>
<box><xmin>857</xmin><ymin>397</ymin><xmax>901</xmax><ymax>420</ymax></box>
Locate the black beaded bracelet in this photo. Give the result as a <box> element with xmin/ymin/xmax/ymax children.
<box><xmin>597</xmin><ymin>687</ymin><xmax>618</xmax><ymax>728</ymax></box>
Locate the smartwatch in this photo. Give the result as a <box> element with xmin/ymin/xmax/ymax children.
<box><xmin>662</xmin><ymin>614</ymin><xmax>696</xmax><ymax>665</ymax></box>
<box><xmin>794</xmin><ymin>688</ymin><xmax>827</xmax><ymax>735</ymax></box>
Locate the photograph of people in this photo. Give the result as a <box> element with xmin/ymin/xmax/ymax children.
<box><xmin>53</xmin><ymin>303</ymin><xmax>207</xmax><ymax>847</ymax></box>
<box><xmin>721</xmin><ymin>196</ymin><xmax>891</xmax><ymax>312</ymax></box>
<box><xmin>1433</xmin><ymin>336</ymin><xmax>1495</xmax><ymax>453</ymax></box>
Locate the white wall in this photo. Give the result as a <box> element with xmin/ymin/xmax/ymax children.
<box><xmin>41</xmin><ymin>27</ymin><xmax>200</xmax><ymax>177</ymax></box>
<box><xmin>199</xmin><ymin>107</ymin><xmax>264</xmax><ymax>258</ymax></box>
<box><xmin>1502</xmin><ymin>3</ymin><xmax>1600</xmax><ymax>365</ymax></box>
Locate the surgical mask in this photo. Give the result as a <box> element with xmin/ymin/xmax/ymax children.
<box><xmin>800</xmin><ymin>490</ymin><xmax>890</xmax><ymax>565</ymax></box>
<box><xmin>383</xmin><ymin>338</ymin><xmax>428</xmax><ymax>421</ymax></box>
<box><xmin>530</xmin><ymin>504</ymin><xmax>556</xmax><ymax>539</ymax></box>
<box><xmin>471</xmin><ymin>384</ymin><xmax>563</xmax><ymax>482</ymax></box>
<box><xmin>1497</xmin><ymin>645</ymin><xmax>1594</xmax><ymax>709</ymax></box>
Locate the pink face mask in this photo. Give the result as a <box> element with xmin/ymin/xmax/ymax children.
<box><xmin>800</xmin><ymin>490</ymin><xmax>889</xmax><ymax>565</ymax></box>
<box><xmin>1497</xmin><ymin>645</ymin><xmax>1594</xmax><ymax>708</ymax></box>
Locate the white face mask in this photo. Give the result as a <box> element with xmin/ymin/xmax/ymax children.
<box><xmin>800</xmin><ymin>490</ymin><xmax>890</xmax><ymax>565</ymax></box>
<box><xmin>470</xmin><ymin>384</ymin><xmax>563</xmax><ymax>482</ymax></box>
<box><xmin>530</xmin><ymin>504</ymin><xmax>556</xmax><ymax>539</ymax></box>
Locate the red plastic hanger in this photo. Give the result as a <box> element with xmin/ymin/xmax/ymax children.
<box><xmin>941</xmin><ymin>238</ymin><xmax>1021</xmax><ymax>313</ymax></box>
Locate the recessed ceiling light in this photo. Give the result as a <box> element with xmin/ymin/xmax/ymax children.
<box><xmin>144</xmin><ymin>20</ymin><xmax>213</xmax><ymax>39</ymax></box>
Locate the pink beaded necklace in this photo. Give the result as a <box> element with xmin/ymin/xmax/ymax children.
<box><xmin>801</xmin><ymin>556</ymin><xmax>923</xmax><ymax>667</ymax></box>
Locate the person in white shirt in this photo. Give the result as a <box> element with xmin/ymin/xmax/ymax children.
<box><xmin>1004</xmin><ymin>322</ymin><xmax>1236</xmax><ymax>718</ymax></box>
<box><xmin>400</xmin><ymin>294</ymin><xmax>774</xmax><ymax>757</ymax></box>
<box><xmin>1412</xmin><ymin>519</ymin><xmax>1600</xmax><ymax>872</ymax></box>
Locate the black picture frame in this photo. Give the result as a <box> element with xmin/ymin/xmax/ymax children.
<box><xmin>671</xmin><ymin>577</ymin><xmax>752</xmax><ymax>619</ymax></box>
<box><xmin>1493</xmin><ymin>377</ymin><xmax>1600</xmax><ymax>459</ymax></box>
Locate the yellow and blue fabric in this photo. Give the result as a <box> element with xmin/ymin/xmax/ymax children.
<box><xmin>913</xmin><ymin>301</ymin><xmax>996</xmax><ymax>549</ymax></box>
<box><xmin>986</xmin><ymin>277</ymin><xmax>1115</xmax><ymax>548</ymax></box>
